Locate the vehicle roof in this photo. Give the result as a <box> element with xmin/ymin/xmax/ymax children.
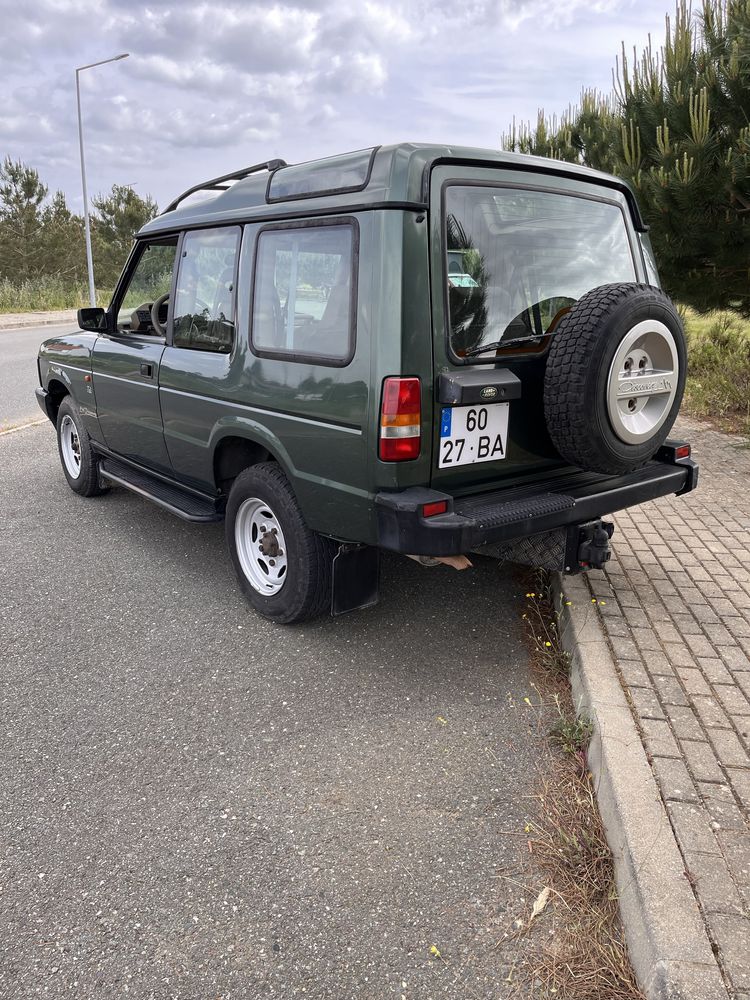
<box><xmin>140</xmin><ymin>142</ymin><xmax>646</xmax><ymax>237</ymax></box>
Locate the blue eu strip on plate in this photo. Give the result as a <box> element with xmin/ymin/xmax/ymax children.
<box><xmin>440</xmin><ymin>407</ymin><xmax>452</xmax><ymax>437</ymax></box>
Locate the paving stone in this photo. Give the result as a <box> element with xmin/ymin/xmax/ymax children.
<box><xmin>603</xmin><ymin>616</ymin><xmax>631</xmax><ymax>638</ymax></box>
<box><xmin>664</xmin><ymin>643</ymin><xmax>699</xmax><ymax>668</ymax></box>
<box><xmin>621</xmin><ymin>606</ymin><xmax>650</xmax><ymax>629</ymax></box>
<box><xmin>631</xmin><ymin>626</ymin><xmax>663</xmax><ymax>652</ymax></box>
<box><xmin>609</xmin><ymin>636</ymin><xmax>640</xmax><ymax>660</ymax></box>
<box><xmin>699</xmin><ymin>658</ymin><xmax>735</xmax><ymax>685</ymax></box>
<box><xmin>675</xmin><ymin>667</ymin><xmax>713</xmax><ymax>697</ymax></box>
<box><xmin>651</xmin><ymin>757</ymin><xmax>699</xmax><ymax>803</ymax></box>
<box><xmin>714</xmin><ymin>684</ymin><xmax>750</xmax><ymax>717</ymax></box>
<box><xmin>642</xmin><ymin>719</ymin><xmax>681</xmax><ymax>758</ymax></box>
<box><xmin>616</xmin><ymin>658</ymin><xmax>650</xmax><ymax>688</ymax></box>
<box><xmin>629</xmin><ymin>686</ymin><xmax>666</xmax><ymax>720</ymax></box>
<box><xmin>703</xmin><ymin>794</ymin><xmax>747</xmax><ymax>831</ymax></box>
<box><xmin>706</xmin><ymin>913</ymin><xmax>750</xmax><ymax>991</ymax></box>
<box><xmin>684</xmin><ymin>851</ymin><xmax>745</xmax><ymax>915</ymax></box>
<box><xmin>726</xmin><ymin>769</ymin><xmax>750</xmax><ymax>811</ymax></box>
<box><xmin>642</xmin><ymin>650</ymin><xmax>675</xmax><ymax>676</ymax></box>
<box><xmin>653</xmin><ymin>674</ymin><xmax>690</xmax><ymax>707</ymax></box>
<box><xmin>691</xmin><ymin>696</ymin><xmax>731</xmax><ymax>730</ymax></box>
<box><xmin>716</xmin><ymin>830</ymin><xmax>750</xmax><ymax>886</ymax></box>
<box><xmin>665</xmin><ymin>704</ymin><xmax>705</xmax><ymax>741</ymax></box>
<box><xmin>707</xmin><ymin>728</ymin><xmax>750</xmax><ymax>768</ymax></box>
<box><xmin>717</xmin><ymin>645</ymin><xmax>750</xmax><ymax>671</ymax></box>
<box><xmin>681</xmin><ymin>740</ymin><xmax>725</xmax><ymax>783</ymax></box>
<box><xmin>667</xmin><ymin>801</ymin><xmax>722</xmax><ymax>855</ymax></box>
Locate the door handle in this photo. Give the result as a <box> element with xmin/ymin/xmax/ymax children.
<box><xmin>140</xmin><ymin>363</ymin><xmax>154</xmax><ymax>378</ymax></box>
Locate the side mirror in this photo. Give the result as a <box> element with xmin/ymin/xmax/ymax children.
<box><xmin>77</xmin><ymin>307</ymin><xmax>108</xmax><ymax>332</ymax></box>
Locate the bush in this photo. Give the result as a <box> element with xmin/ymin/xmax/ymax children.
<box><xmin>683</xmin><ymin>309</ymin><xmax>750</xmax><ymax>434</ymax></box>
<box><xmin>0</xmin><ymin>277</ymin><xmax>113</xmax><ymax>312</ymax></box>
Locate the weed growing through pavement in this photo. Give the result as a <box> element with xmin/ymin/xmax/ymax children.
<box><xmin>515</xmin><ymin>572</ymin><xmax>645</xmax><ymax>1000</ymax></box>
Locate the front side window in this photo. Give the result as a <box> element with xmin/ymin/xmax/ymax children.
<box><xmin>252</xmin><ymin>223</ymin><xmax>355</xmax><ymax>364</ymax></box>
<box><xmin>173</xmin><ymin>227</ymin><xmax>240</xmax><ymax>353</ymax></box>
<box><xmin>444</xmin><ymin>186</ymin><xmax>636</xmax><ymax>360</ymax></box>
<box><xmin>117</xmin><ymin>239</ymin><xmax>178</xmax><ymax>334</ymax></box>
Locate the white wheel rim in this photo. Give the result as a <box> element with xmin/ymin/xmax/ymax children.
<box><xmin>235</xmin><ymin>498</ymin><xmax>288</xmax><ymax>595</ymax></box>
<box><xmin>60</xmin><ymin>414</ymin><xmax>82</xmax><ymax>478</ymax></box>
<box><xmin>606</xmin><ymin>319</ymin><xmax>679</xmax><ymax>445</ymax></box>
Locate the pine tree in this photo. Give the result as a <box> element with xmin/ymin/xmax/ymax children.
<box><xmin>92</xmin><ymin>184</ymin><xmax>158</xmax><ymax>288</ymax></box>
<box><xmin>0</xmin><ymin>158</ymin><xmax>48</xmax><ymax>281</ymax></box>
<box><xmin>503</xmin><ymin>1</ymin><xmax>750</xmax><ymax>315</ymax></box>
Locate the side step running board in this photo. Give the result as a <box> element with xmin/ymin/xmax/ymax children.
<box><xmin>98</xmin><ymin>458</ymin><xmax>223</xmax><ymax>523</ymax></box>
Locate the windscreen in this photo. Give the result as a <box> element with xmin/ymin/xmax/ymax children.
<box><xmin>444</xmin><ymin>185</ymin><xmax>636</xmax><ymax>360</ymax></box>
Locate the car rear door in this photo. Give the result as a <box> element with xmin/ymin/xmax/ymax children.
<box><xmin>428</xmin><ymin>164</ymin><xmax>642</xmax><ymax>495</ymax></box>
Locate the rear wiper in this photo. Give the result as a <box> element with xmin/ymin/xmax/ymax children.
<box><xmin>464</xmin><ymin>333</ymin><xmax>545</xmax><ymax>358</ymax></box>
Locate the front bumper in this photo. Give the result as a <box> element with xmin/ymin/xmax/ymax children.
<box><xmin>35</xmin><ymin>386</ymin><xmax>53</xmax><ymax>421</ymax></box>
<box><xmin>375</xmin><ymin>449</ymin><xmax>698</xmax><ymax>557</ymax></box>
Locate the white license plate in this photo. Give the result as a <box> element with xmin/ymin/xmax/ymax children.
<box><xmin>438</xmin><ymin>402</ymin><xmax>509</xmax><ymax>468</ymax></box>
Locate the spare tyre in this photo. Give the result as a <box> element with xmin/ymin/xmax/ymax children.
<box><xmin>543</xmin><ymin>283</ymin><xmax>686</xmax><ymax>476</ymax></box>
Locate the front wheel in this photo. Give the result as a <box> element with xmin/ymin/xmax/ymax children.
<box><xmin>225</xmin><ymin>463</ymin><xmax>334</xmax><ymax>624</ymax></box>
<box><xmin>56</xmin><ymin>396</ymin><xmax>109</xmax><ymax>497</ymax></box>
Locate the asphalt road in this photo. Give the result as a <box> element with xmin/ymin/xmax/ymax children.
<box><xmin>1</xmin><ymin>423</ymin><xmax>544</xmax><ymax>999</ymax></box>
<box><xmin>0</xmin><ymin>323</ymin><xmax>76</xmax><ymax>430</ymax></box>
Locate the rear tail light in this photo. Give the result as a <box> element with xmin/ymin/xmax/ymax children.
<box><xmin>379</xmin><ymin>377</ymin><xmax>421</xmax><ymax>462</ymax></box>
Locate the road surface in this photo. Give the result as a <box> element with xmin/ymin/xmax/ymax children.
<box><xmin>0</xmin><ymin>419</ymin><xmax>545</xmax><ymax>998</ymax></box>
<box><xmin>0</xmin><ymin>322</ymin><xmax>76</xmax><ymax>430</ymax></box>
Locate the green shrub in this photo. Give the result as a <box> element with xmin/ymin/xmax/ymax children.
<box><xmin>683</xmin><ymin>310</ymin><xmax>750</xmax><ymax>434</ymax></box>
<box><xmin>0</xmin><ymin>277</ymin><xmax>113</xmax><ymax>312</ymax></box>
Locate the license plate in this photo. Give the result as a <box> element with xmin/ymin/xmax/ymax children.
<box><xmin>438</xmin><ymin>403</ymin><xmax>509</xmax><ymax>468</ymax></box>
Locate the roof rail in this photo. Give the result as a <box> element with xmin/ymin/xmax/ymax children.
<box><xmin>161</xmin><ymin>159</ymin><xmax>287</xmax><ymax>214</ymax></box>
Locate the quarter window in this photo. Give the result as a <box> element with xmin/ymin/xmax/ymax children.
<box><xmin>173</xmin><ymin>227</ymin><xmax>240</xmax><ymax>353</ymax></box>
<box><xmin>252</xmin><ymin>224</ymin><xmax>355</xmax><ymax>364</ymax></box>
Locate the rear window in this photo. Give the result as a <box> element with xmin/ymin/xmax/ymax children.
<box><xmin>444</xmin><ymin>185</ymin><xmax>636</xmax><ymax>361</ymax></box>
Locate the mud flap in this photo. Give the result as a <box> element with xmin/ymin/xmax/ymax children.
<box><xmin>331</xmin><ymin>544</ymin><xmax>380</xmax><ymax>616</ymax></box>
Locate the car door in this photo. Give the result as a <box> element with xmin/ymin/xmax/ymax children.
<box><xmin>92</xmin><ymin>237</ymin><xmax>178</xmax><ymax>474</ymax></box>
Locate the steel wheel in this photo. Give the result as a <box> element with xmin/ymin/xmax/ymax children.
<box><xmin>606</xmin><ymin>319</ymin><xmax>679</xmax><ymax>445</ymax></box>
<box><xmin>234</xmin><ymin>497</ymin><xmax>288</xmax><ymax>595</ymax></box>
<box><xmin>59</xmin><ymin>413</ymin><xmax>82</xmax><ymax>479</ymax></box>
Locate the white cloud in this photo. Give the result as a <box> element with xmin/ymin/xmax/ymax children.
<box><xmin>0</xmin><ymin>0</ymin><xmax>669</xmax><ymax>209</ymax></box>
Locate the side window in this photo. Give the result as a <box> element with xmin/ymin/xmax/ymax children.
<box><xmin>117</xmin><ymin>238</ymin><xmax>178</xmax><ymax>334</ymax></box>
<box><xmin>251</xmin><ymin>223</ymin><xmax>356</xmax><ymax>364</ymax></box>
<box><xmin>173</xmin><ymin>227</ymin><xmax>240</xmax><ymax>354</ymax></box>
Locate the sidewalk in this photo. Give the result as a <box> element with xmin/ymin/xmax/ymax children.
<box><xmin>579</xmin><ymin>415</ymin><xmax>750</xmax><ymax>998</ymax></box>
<box><xmin>0</xmin><ymin>309</ymin><xmax>77</xmax><ymax>330</ymax></box>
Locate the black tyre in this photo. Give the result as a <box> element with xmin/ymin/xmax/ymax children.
<box><xmin>544</xmin><ymin>283</ymin><xmax>687</xmax><ymax>475</ymax></box>
<box><xmin>225</xmin><ymin>463</ymin><xmax>334</xmax><ymax>624</ymax></box>
<box><xmin>56</xmin><ymin>396</ymin><xmax>109</xmax><ymax>497</ymax></box>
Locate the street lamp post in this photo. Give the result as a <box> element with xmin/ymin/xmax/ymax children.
<box><xmin>75</xmin><ymin>53</ymin><xmax>129</xmax><ymax>307</ymax></box>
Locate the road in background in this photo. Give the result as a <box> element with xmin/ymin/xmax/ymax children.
<box><xmin>0</xmin><ymin>323</ymin><xmax>76</xmax><ymax>430</ymax></box>
<box><xmin>1</xmin><ymin>423</ymin><xmax>545</xmax><ymax>998</ymax></box>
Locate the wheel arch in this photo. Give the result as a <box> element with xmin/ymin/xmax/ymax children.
<box><xmin>210</xmin><ymin>420</ymin><xmax>295</xmax><ymax>495</ymax></box>
<box><xmin>46</xmin><ymin>378</ymin><xmax>69</xmax><ymax>423</ymax></box>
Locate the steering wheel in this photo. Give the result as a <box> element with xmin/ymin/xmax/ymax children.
<box><xmin>151</xmin><ymin>292</ymin><xmax>170</xmax><ymax>336</ymax></box>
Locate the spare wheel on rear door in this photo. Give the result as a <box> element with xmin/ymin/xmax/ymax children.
<box><xmin>543</xmin><ymin>283</ymin><xmax>687</xmax><ymax>476</ymax></box>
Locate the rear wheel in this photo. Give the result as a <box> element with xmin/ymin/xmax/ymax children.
<box><xmin>56</xmin><ymin>396</ymin><xmax>108</xmax><ymax>497</ymax></box>
<box><xmin>225</xmin><ymin>463</ymin><xmax>334</xmax><ymax>624</ymax></box>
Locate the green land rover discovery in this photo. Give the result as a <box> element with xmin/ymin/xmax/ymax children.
<box><xmin>36</xmin><ymin>143</ymin><xmax>698</xmax><ymax>623</ymax></box>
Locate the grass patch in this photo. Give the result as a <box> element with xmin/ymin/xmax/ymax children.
<box><xmin>517</xmin><ymin>574</ymin><xmax>644</xmax><ymax>1000</ymax></box>
<box><xmin>682</xmin><ymin>307</ymin><xmax>750</xmax><ymax>436</ymax></box>
<box><xmin>0</xmin><ymin>276</ymin><xmax>113</xmax><ymax>312</ymax></box>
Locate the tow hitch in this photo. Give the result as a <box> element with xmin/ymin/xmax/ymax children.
<box><xmin>574</xmin><ymin>519</ymin><xmax>615</xmax><ymax>572</ymax></box>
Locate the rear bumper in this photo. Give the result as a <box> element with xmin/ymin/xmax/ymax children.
<box><xmin>375</xmin><ymin>450</ymin><xmax>699</xmax><ymax>556</ymax></box>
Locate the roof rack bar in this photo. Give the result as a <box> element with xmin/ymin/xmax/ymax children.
<box><xmin>162</xmin><ymin>159</ymin><xmax>287</xmax><ymax>214</ymax></box>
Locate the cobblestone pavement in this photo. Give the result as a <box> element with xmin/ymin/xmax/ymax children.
<box><xmin>586</xmin><ymin>416</ymin><xmax>750</xmax><ymax>998</ymax></box>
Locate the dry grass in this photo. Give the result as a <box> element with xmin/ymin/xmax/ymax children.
<box><xmin>681</xmin><ymin>307</ymin><xmax>750</xmax><ymax>436</ymax></box>
<box><xmin>515</xmin><ymin>573</ymin><xmax>645</xmax><ymax>1000</ymax></box>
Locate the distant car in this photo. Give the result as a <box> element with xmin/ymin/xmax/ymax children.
<box><xmin>36</xmin><ymin>143</ymin><xmax>697</xmax><ymax>623</ymax></box>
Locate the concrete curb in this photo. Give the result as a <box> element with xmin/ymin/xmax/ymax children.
<box><xmin>554</xmin><ymin>571</ymin><xmax>730</xmax><ymax>1000</ymax></box>
<box><xmin>0</xmin><ymin>310</ymin><xmax>77</xmax><ymax>331</ymax></box>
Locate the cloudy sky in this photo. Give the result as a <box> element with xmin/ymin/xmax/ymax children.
<box><xmin>1</xmin><ymin>0</ymin><xmax>670</xmax><ymax>211</ymax></box>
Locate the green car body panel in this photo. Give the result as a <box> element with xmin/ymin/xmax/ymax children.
<box><xmin>36</xmin><ymin>143</ymin><xmax>693</xmax><ymax>557</ymax></box>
